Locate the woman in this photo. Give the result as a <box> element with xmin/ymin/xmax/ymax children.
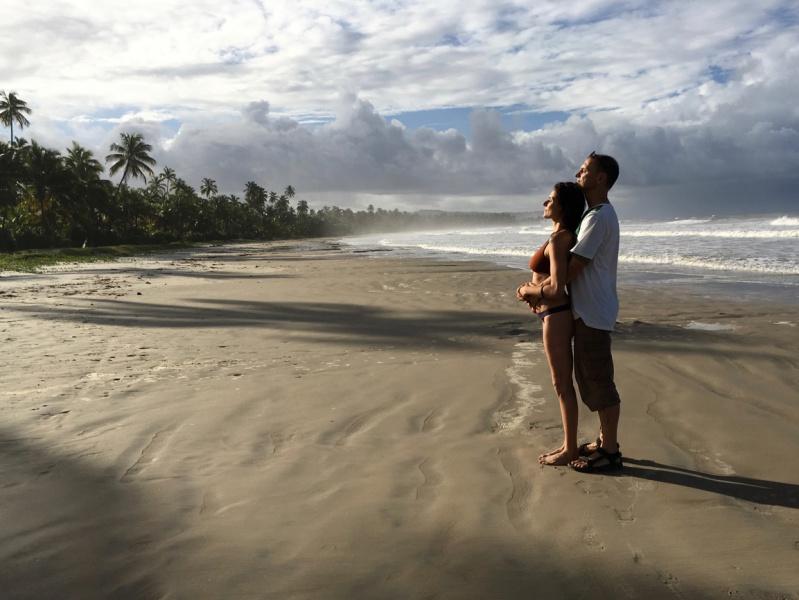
<box><xmin>516</xmin><ymin>182</ymin><xmax>585</xmax><ymax>466</ymax></box>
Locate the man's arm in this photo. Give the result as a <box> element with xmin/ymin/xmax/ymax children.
<box><xmin>521</xmin><ymin>209</ymin><xmax>607</xmax><ymax>302</ymax></box>
<box><xmin>567</xmin><ymin>253</ymin><xmax>589</xmax><ymax>282</ymax></box>
<box><xmin>518</xmin><ymin>252</ymin><xmax>589</xmax><ymax>302</ymax></box>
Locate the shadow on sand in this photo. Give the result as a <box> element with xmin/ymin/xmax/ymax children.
<box><xmin>7</xmin><ymin>298</ymin><xmax>528</xmax><ymax>350</ymax></box>
<box><xmin>1</xmin><ymin>438</ymin><xmax>787</xmax><ymax>598</ymax></box>
<box><xmin>620</xmin><ymin>457</ymin><xmax>799</xmax><ymax>509</ymax></box>
<box><xmin>0</xmin><ymin>429</ymin><xmax>166</xmax><ymax>599</ymax></box>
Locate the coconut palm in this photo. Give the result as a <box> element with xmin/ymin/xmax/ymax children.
<box><xmin>0</xmin><ymin>91</ymin><xmax>32</xmax><ymax>143</ymax></box>
<box><xmin>284</xmin><ymin>185</ymin><xmax>295</xmax><ymax>199</ymax></box>
<box><xmin>160</xmin><ymin>166</ymin><xmax>176</xmax><ymax>199</ymax></box>
<box><xmin>244</xmin><ymin>181</ymin><xmax>266</xmax><ymax>213</ymax></box>
<box><xmin>0</xmin><ymin>141</ymin><xmax>25</xmax><ymax>228</ymax></box>
<box><xmin>296</xmin><ymin>199</ymin><xmax>309</xmax><ymax>217</ymax></box>
<box><xmin>105</xmin><ymin>132</ymin><xmax>157</xmax><ymax>194</ymax></box>
<box><xmin>200</xmin><ymin>177</ymin><xmax>218</xmax><ymax>199</ymax></box>
<box><xmin>64</xmin><ymin>142</ymin><xmax>103</xmax><ymax>183</ymax></box>
<box><xmin>25</xmin><ymin>141</ymin><xmax>68</xmax><ymax>238</ymax></box>
<box><xmin>63</xmin><ymin>142</ymin><xmax>105</xmax><ymax>240</ymax></box>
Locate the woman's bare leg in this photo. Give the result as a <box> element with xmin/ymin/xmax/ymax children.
<box><xmin>538</xmin><ymin>311</ymin><xmax>579</xmax><ymax>465</ymax></box>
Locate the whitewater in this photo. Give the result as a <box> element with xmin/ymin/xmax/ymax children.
<box><xmin>343</xmin><ymin>214</ymin><xmax>799</xmax><ymax>302</ymax></box>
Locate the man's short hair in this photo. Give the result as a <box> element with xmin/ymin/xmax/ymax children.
<box><xmin>589</xmin><ymin>152</ymin><xmax>620</xmax><ymax>189</ymax></box>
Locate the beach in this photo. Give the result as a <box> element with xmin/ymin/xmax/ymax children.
<box><xmin>1</xmin><ymin>240</ymin><xmax>797</xmax><ymax>599</ymax></box>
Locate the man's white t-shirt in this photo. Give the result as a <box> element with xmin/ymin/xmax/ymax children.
<box><xmin>569</xmin><ymin>202</ymin><xmax>620</xmax><ymax>331</ymax></box>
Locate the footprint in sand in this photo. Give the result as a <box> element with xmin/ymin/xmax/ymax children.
<box><xmin>497</xmin><ymin>447</ymin><xmax>534</xmax><ymax>528</ymax></box>
<box><xmin>415</xmin><ymin>457</ymin><xmax>444</xmax><ymax>501</ymax></box>
<box><xmin>241</xmin><ymin>431</ymin><xmax>294</xmax><ymax>465</ymax></box>
<box><xmin>582</xmin><ymin>525</ymin><xmax>606</xmax><ymax>551</ymax></box>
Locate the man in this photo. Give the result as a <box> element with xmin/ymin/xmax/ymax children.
<box><xmin>524</xmin><ymin>152</ymin><xmax>623</xmax><ymax>472</ymax></box>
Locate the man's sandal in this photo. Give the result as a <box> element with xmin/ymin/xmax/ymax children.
<box><xmin>578</xmin><ymin>438</ymin><xmax>601</xmax><ymax>457</ymax></box>
<box><xmin>578</xmin><ymin>438</ymin><xmax>620</xmax><ymax>457</ymax></box>
<box><xmin>570</xmin><ymin>447</ymin><xmax>623</xmax><ymax>473</ymax></box>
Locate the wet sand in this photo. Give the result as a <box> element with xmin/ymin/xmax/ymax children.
<box><xmin>1</xmin><ymin>241</ymin><xmax>797</xmax><ymax>599</ymax></box>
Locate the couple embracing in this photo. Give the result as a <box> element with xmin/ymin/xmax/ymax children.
<box><xmin>516</xmin><ymin>152</ymin><xmax>622</xmax><ymax>473</ymax></box>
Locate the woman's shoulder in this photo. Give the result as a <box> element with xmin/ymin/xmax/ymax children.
<box><xmin>549</xmin><ymin>229</ymin><xmax>576</xmax><ymax>245</ymax></box>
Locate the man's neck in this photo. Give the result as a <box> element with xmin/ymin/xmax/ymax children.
<box><xmin>584</xmin><ymin>189</ymin><xmax>609</xmax><ymax>208</ymax></box>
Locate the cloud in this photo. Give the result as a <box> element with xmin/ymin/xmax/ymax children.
<box><xmin>2</xmin><ymin>1</ymin><xmax>789</xmax><ymax>118</ymax></box>
<box><xmin>154</xmin><ymin>97</ymin><xmax>575</xmax><ymax>200</ymax></box>
<box><xmin>1</xmin><ymin>1</ymin><xmax>797</xmax><ymax>215</ymax></box>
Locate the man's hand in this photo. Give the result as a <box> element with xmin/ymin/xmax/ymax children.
<box><xmin>516</xmin><ymin>282</ymin><xmax>540</xmax><ymax>312</ymax></box>
<box><xmin>516</xmin><ymin>282</ymin><xmax>532</xmax><ymax>301</ymax></box>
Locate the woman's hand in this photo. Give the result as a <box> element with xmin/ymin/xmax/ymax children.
<box><xmin>516</xmin><ymin>282</ymin><xmax>531</xmax><ymax>301</ymax></box>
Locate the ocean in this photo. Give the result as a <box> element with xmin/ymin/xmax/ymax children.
<box><xmin>342</xmin><ymin>214</ymin><xmax>799</xmax><ymax>305</ymax></box>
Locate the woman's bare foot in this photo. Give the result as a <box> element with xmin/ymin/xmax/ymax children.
<box><xmin>540</xmin><ymin>449</ymin><xmax>579</xmax><ymax>466</ymax></box>
<box><xmin>538</xmin><ymin>445</ymin><xmax>564</xmax><ymax>462</ymax></box>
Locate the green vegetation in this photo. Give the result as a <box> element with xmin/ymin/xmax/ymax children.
<box><xmin>0</xmin><ymin>91</ymin><xmax>520</xmax><ymax>255</ymax></box>
<box><xmin>0</xmin><ymin>243</ymin><xmax>193</xmax><ymax>272</ymax></box>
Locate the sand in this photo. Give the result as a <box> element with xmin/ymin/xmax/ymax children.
<box><xmin>1</xmin><ymin>241</ymin><xmax>797</xmax><ymax>599</ymax></box>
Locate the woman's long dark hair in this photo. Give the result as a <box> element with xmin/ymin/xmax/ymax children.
<box><xmin>553</xmin><ymin>181</ymin><xmax>585</xmax><ymax>235</ymax></box>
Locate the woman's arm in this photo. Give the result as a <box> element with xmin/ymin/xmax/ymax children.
<box><xmin>516</xmin><ymin>271</ymin><xmax>545</xmax><ymax>303</ymax></box>
<box><xmin>517</xmin><ymin>232</ymin><xmax>571</xmax><ymax>303</ymax></box>
<box><xmin>539</xmin><ymin>232</ymin><xmax>571</xmax><ymax>301</ymax></box>
<box><xmin>520</xmin><ymin>247</ymin><xmax>589</xmax><ymax>303</ymax></box>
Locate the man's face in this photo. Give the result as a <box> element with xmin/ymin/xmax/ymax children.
<box><xmin>576</xmin><ymin>157</ymin><xmax>602</xmax><ymax>190</ymax></box>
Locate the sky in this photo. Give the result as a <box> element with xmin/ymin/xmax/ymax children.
<box><xmin>2</xmin><ymin>0</ymin><xmax>798</xmax><ymax>217</ymax></box>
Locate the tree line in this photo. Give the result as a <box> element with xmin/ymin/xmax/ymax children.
<box><xmin>0</xmin><ymin>91</ymin><xmax>519</xmax><ymax>252</ymax></box>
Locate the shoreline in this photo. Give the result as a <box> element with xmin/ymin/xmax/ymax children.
<box><xmin>1</xmin><ymin>240</ymin><xmax>797</xmax><ymax>599</ymax></box>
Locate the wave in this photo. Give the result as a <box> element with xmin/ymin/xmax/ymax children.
<box><xmin>421</xmin><ymin>228</ymin><xmax>512</xmax><ymax>236</ymax></box>
<box><xmin>517</xmin><ymin>227</ymin><xmax>552</xmax><ymax>236</ymax></box>
<box><xmin>619</xmin><ymin>254</ymin><xmax>799</xmax><ymax>275</ymax></box>
<box><xmin>683</xmin><ymin>321</ymin><xmax>737</xmax><ymax>331</ymax></box>
<box><xmin>378</xmin><ymin>242</ymin><xmax>799</xmax><ymax>274</ymax></box>
<box><xmin>659</xmin><ymin>218</ymin><xmax>713</xmax><ymax>226</ymax></box>
<box><xmin>378</xmin><ymin>241</ymin><xmax>530</xmax><ymax>257</ymax></box>
<box><xmin>623</xmin><ymin>229</ymin><xmax>799</xmax><ymax>239</ymax></box>
<box><xmin>770</xmin><ymin>216</ymin><xmax>799</xmax><ymax>226</ymax></box>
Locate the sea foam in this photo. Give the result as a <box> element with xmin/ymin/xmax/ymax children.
<box><xmin>618</xmin><ymin>254</ymin><xmax>799</xmax><ymax>275</ymax></box>
<box><xmin>770</xmin><ymin>216</ymin><xmax>799</xmax><ymax>226</ymax></box>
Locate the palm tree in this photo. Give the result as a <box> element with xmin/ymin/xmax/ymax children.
<box><xmin>105</xmin><ymin>132</ymin><xmax>157</xmax><ymax>196</ymax></box>
<box><xmin>160</xmin><ymin>166</ymin><xmax>176</xmax><ymax>199</ymax></box>
<box><xmin>0</xmin><ymin>91</ymin><xmax>32</xmax><ymax>143</ymax></box>
<box><xmin>284</xmin><ymin>185</ymin><xmax>295</xmax><ymax>199</ymax></box>
<box><xmin>244</xmin><ymin>181</ymin><xmax>266</xmax><ymax>213</ymax></box>
<box><xmin>200</xmin><ymin>177</ymin><xmax>218</xmax><ymax>199</ymax></box>
<box><xmin>25</xmin><ymin>141</ymin><xmax>68</xmax><ymax>238</ymax></box>
<box><xmin>296</xmin><ymin>199</ymin><xmax>309</xmax><ymax>217</ymax></box>
<box><xmin>64</xmin><ymin>142</ymin><xmax>104</xmax><ymax>242</ymax></box>
<box><xmin>0</xmin><ymin>141</ymin><xmax>25</xmax><ymax>233</ymax></box>
<box><xmin>64</xmin><ymin>142</ymin><xmax>103</xmax><ymax>182</ymax></box>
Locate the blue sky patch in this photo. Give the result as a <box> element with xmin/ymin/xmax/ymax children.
<box><xmin>769</xmin><ymin>4</ymin><xmax>799</xmax><ymax>26</ymax></box>
<box><xmin>708</xmin><ymin>64</ymin><xmax>733</xmax><ymax>84</ymax></box>
<box><xmin>438</xmin><ymin>33</ymin><xmax>463</xmax><ymax>47</ymax></box>
<box><xmin>552</xmin><ymin>4</ymin><xmax>626</xmax><ymax>28</ymax></box>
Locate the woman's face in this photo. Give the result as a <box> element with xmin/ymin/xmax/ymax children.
<box><xmin>543</xmin><ymin>189</ymin><xmax>562</xmax><ymax>222</ymax></box>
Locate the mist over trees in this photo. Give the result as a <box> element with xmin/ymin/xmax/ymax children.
<box><xmin>0</xmin><ymin>92</ymin><xmax>520</xmax><ymax>252</ymax></box>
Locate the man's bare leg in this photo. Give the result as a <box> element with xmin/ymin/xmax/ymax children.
<box><xmin>569</xmin><ymin>404</ymin><xmax>620</xmax><ymax>470</ymax></box>
<box><xmin>598</xmin><ymin>404</ymin><xmax>620</xmax><ymax>451</ymax></box>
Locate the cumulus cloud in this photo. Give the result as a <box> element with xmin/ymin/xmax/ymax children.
<box><xmin>1</xmin><ymin>1</ymin><xmax>797</xmax><ymax>215</ymax></box>
<box><xmin>155</xmin><ymin>97</ymin><xmax>573</xmax><ymax>200</ymax></box>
